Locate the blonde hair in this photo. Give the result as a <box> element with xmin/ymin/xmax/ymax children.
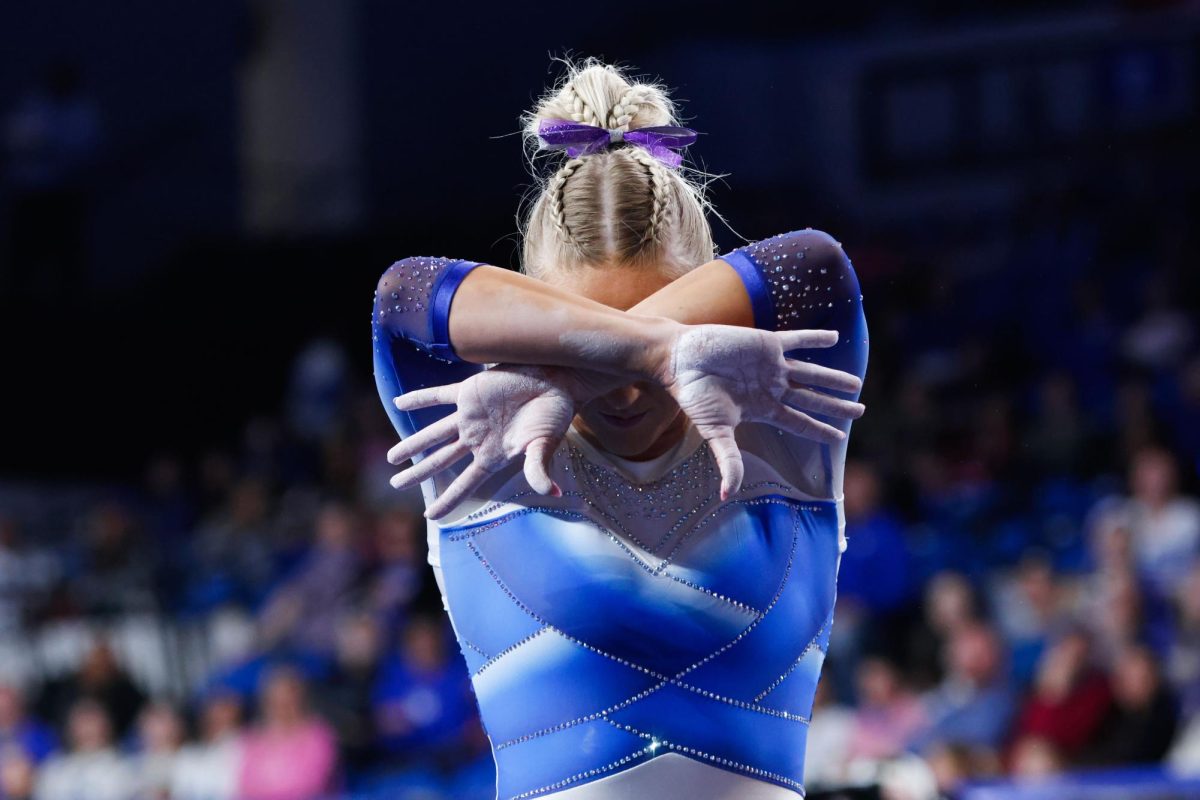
<box><xmin>520</xmin><ymin>59</ymin><xmax>718</xmax><ymax>280</ymax></box>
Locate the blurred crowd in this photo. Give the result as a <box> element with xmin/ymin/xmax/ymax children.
<box><xmin>0</xmin><ymin>160</ymin><xmax>1197</xmax><ymax>800</ymax></box>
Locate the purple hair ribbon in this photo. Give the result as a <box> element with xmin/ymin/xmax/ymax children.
<box><xmin>536</xmin><ymin>118</ymin><xmax>697</xmax><ymax>168</ymax></box>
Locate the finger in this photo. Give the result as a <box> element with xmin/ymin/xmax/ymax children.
<box><xmin>785</xmin><ymin>361</ymin><xmax>863</xmax><ymax>394</ymax></box>
<box><xmin>523</xmin><ymin>437</ymin><xmax>561</xmax><ymax>497</ymax></box>
<box><xmin>390</xmin><ymin>440</ymin><xmax>470</xmax><ymax>490</ymax></box>
<box><xmin>770</xmin><ymin>406</ymin><xmax>847</xmax><ymax>445</ymax></box>
<box><xmin>425</xmin><ymin>462</ymin><xmax>491</xmax><ymax>520</ymax></box>
<box><xmin>393</xmin><ymin>384</ymin><xmax>460</xmax><ymax>411</ymax></box>
<box><xmin>781</xmin><ymin>387</ymin><xmax>866</xmax><ymax>420</ymax></box>
<box><xmin>703</xmin><ymin>429</ymin><xmax>744</xmax><ymax>501</ymax></box>
<box><xmin>777</xmin><ymin>329</ymin><xmax>838</xmax><ymax>351</ymax></box>
<box><xmin>387</xmin><ymin>415</ymin><xmax>459</xmax><ymax>465</ymax></box>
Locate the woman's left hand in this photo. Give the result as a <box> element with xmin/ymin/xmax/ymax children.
<box><xmin>659</xmin><ymin>325</ymin><xmax>865</xmax><ymax>500</ymax></box>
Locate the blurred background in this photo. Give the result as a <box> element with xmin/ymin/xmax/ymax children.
<box><xmin>1</xmin><ymin>1</ymin><xmax>1199</xmax><ymax>799</ymax></box>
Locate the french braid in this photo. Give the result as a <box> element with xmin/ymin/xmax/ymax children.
<box><xmin>547</xmin><ymin>157</ymin><xmax>586</xmax><ymax>249</ymax></box>
<box><xmin>626</xmin><ymin>146</ymin><xmax>671</xmax><ymax>245</ymax></box>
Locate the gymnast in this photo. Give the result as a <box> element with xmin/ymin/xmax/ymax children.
<box><xmin>372</xmin><ymin>60</ymin><xmax>869</xmax><ymax>800</ymax></box>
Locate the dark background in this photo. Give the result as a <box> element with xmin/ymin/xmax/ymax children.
<box><xmin>5</xmin><ymin>0</ymin><xmax>1194</xmax><ymax>479</ymax></box>
<box><xmin>2</xmin><ymin>2</ymin><xmax>1200</xmax><ymax>799</ymax></box>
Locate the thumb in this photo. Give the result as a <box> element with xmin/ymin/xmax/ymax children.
<box><xmin>704</xmin><ymin>430</ymin><xmax>744</xmax><ymax>501</ymax></box>
<box><xmin>523</xmin><ymin>437</ymin><xmax>562</xmax><ymax>497</ymax></box>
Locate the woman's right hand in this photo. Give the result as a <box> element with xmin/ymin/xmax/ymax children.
<box><xmin>387</xmin><ymin>364</ymin><xmax>619</xmax><ymax>520</ymax></box>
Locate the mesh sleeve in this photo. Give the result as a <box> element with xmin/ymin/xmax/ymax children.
<box><xmin>717</xmin><ymin>228</ymin><xmax>867</xmax><ymax>388</ymax></box>
<box><xmin>718</xmin><ymin>230</ymin><xmax>869</xmax><ymax>510</ymax></box>
<box><xmin>372</xmin><ymin>256</ymin><xmax>485</xmax><ymax>441</ymax></box>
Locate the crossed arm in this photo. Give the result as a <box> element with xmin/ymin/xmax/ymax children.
<box><xmin>379</xmin><ymin>233</ymin><xmax>867</xmax><ymax>519</ymax></box>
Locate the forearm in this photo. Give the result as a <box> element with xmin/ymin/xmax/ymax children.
<box><xmin>626</xmin><ymin>258</ymin><xmax>755</xmax><ymax>326</ymax></box>
<box><xmin>447</xmin><ymin>265</ymin><xmax>680</xmax><ymax>380</ymax></box>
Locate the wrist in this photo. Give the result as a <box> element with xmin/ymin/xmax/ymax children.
<box><xmin>628</xmin><ymin>317</ymin><xmax>684</xmax><ymax>385</ymax></box>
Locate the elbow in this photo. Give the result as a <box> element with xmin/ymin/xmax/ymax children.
<box><xmin>376</xmin><ymin>259</ymin><xmax>409</xmax><ymax>304</ymax></box>
<box><xmin>793</xmin><ymin>229</ymin><xmax>858</xmax><ymax>288</ymax></box>
<box><xmin>799</xmin><ymin>229</ymin><xmax>851</xmax><ymax>268</ymax></box>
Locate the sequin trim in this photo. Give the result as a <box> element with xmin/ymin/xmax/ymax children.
<box><xmin>494</xmin><ymin>681</ymin><xmax>668</xmax><ymax>751</ymax></box>
<box><xmin>752</xmin><ymin>613</ymin><xmax>833</xmax><ymax>703</ymax></box>
<box><xmin>656</xmin><ymin>496</ymin><xmax>825</xmax><ymax>574</ymax></box>
<box><xmin>567</xmin><ymin>442</ymin><xmax>720</xmax><ymax>556</ymax></box>
<box><xmin>473</xmin><ymin>627</ymin><xmax>550</xmax><ymax>677</ymax></box>
<box><xmin>668</xmin><ymin>505</ymin><xmax>803</xmax><ymax>684</ymax></box>
<box><xmin>466</xmin><ymin>540</ymin><xmax>666</xmax><ymax>680</ymax></box>
<box><xmin>460</xmin><ymin>637</ymin><xmax>490</xmax><ymax>659</ymax></box>
<box><xmin>602</xmin><ymin>718</ymin><xmax>807</xmax><ymax>796</ymax></box>
<box><xmin>508</xmin><ymin>744</ymin><xmax>657</xmax><ymax>800</ymax></box>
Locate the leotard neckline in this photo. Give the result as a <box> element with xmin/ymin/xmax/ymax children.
<box><xmin>564</xmin><ymin>419</ymin><xmax>705</xmax><ymax>484</ymax></box>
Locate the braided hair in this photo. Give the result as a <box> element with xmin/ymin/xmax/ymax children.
<box><xmin>520</xmin><ymin>58</ymin><xmax>716</xmax><ymax>280</ymax></box>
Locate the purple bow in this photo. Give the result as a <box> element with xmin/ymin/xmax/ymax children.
<box><xmin>536</xmin><ymin>118</ymin><xmax>697</xmax><ymax>168</ymax></box>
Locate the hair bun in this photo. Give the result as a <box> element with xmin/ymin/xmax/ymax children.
<box><xmin>524</xmin><ymin>59</ymin><xmax>678</xmax><ymax>149</ymax></box>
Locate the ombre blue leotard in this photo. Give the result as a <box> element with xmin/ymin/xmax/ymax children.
<box><xmin>372</xmin><ymin>230</ymin><xmax>869</xmax><ymax>800</ymax></box>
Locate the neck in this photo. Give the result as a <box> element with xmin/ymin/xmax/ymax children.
<box><xmin>580</xmin><ymin>411</ymin><xmax>688</xmax><ymax>462</ymax></box>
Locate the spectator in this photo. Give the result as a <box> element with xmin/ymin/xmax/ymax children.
<box><xmin>835</xmin><ymin>461</ymin><xmax>914</xmax><ymax>616</ymax></box>
<box><xmin>140</xmin><ymin>454</ymin><xmax>196</xmax><ymax>567</ymax></box>
<box><xmin>286</xmin><ymin>340</ymin><xmax>349</xmax><ymax>444</ymax></box>
<box><xmin>0</xmin><ymin>685</ymin><xmax>55</xmax><ymax>765</ymax></box>
<box><xmin>258</xmin><ymin>502</ymin><xmax>362</xmax><ymax>658</ymax></box>
<box><xmin>1123</xmin><ymin>447</ymin><xmax>1200</xmax><ymax>598</ymax></box>
<box><xmin>1088</xmin><ymin>504</ymin><xmax>1135</xmax><ymax>576</ymax></box>
<box><xmin>845</xmin><ymin>657</ymin><xmax>928</xmax><ymax>763</ymax></box>
<box><xmin>34</xmin><ymin>700</ymin><xmax>133</xmax><ymax>800</ymax></box>
<box><xmin>0</xmin><ymin>519</ymin><xmax>58</xmax><ymax>634</ymax></box>
<box><xmin>129</xmin><ymin>702</ymin><xmax>183</xmax><ymax>800</ymax></box>
<box><xmin>1009</xmin><ymin>735</ymin><xmax>1066</xmax><ymax>781</ymax></box>
<box><xmin>913</xmin><ymin>622</ymin><xmax>1017</xmax><ymax>751</ymax></box>
<box><xmin>237</xmin><ymin>668</ymin><xmax>337</xmax><ymax>800</ymax></box>
<box><xmin>905</xmin><ymin>572</ymin><xmax>979</xmax><ymax>689</ymax></box>
<box><xmin>73</xmin><ymin>502</ymin><xmax>157</xmax><ymax>616</ymax></box>
<box><xmin>0</xmin><ymin>748</ymin><xmax>35</xmax><ymax>800</ymax></box>
<box><xmin>373</xmin><ymin>615</ymin><xmax>478</xmax><ymax>767</ymax></box>
<box><xmin>831</xmin><ymin>462</ymin><xmax>914</xmax><ymax>694</ymax></box>
<box><xmin>1026</xmin><ymin>373</ymin><xmax>1091</xmax><ymax>477</ymax></box>
<box><xmin>993</xmin><ymin>554</ymin><xmax>1073</xmax><ymax>686</ymax></box>
<box><xmin>925</xmin><ymin>741</ymin><xmax>1000</xmax><ymax>796</ymax></box>
<box><xmin>37</xmin><ymin>641</ymin><xmax>146</xmax><ymax>739</ymax></box>
<box><xmin>1086</xmin><ymin>645</ymin><xmax>1178</xmax><ymax>765</ymax></box>
<box><xmin>1084</xmin><ymin>566</ymin><xmax>1160</xmax><ymax>667</ymax></box>
<box><xmin>170</xmin><ymin>692</ymin><xmax>243</xmax><ymax>800</ymax></box>
<box><xmin>803</xmin><ymin>678</ymin><xmax>854</xmax><ymax>788</ymax></box>
<box><xmin>316</xmin><ymin>612</ymin><xmax>382</xmax><ymax>769</ymax></box>
<box><xmin>1169</xmin><ymin>563</ymin><xmax>1200</xmax><ymax>715</ymax></box>
<box><xmin>1012</xmin><ymin>629</ymin><xmax>1111</xmax><ymax>762</ymax></box>
<box><xmin>191</xmin><ymin>479</ymin><xmax>277</xmax><ymax>609</ymax></box>
<box><xmin>366</xmin><ymin>509</ymin><xmax>423</xmax><ymax>630</ymax></box>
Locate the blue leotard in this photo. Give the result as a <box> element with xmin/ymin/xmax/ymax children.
<box><xmin>372</xmin><ymin>230</ymin><xmax>868</xmax><ymax>799</ymax></box>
